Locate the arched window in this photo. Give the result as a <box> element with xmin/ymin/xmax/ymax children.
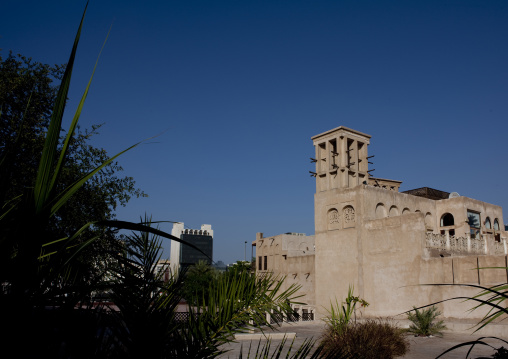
<box><xmin>375</xmin><ymin>203</ymin><xmax>387</xmax><ymax>219</ymax></box>
<box><xmin>402</xmin><ymin>208</ymin><xmax>410</xmax><ymax>215</ymax></box>
<box><xmin>343</xmin><ymin>205</ymin><xmax>355</xmax><ymax>228</ymax></box>
<box><xmin>485</xmin><ymin>217</ymin><xmax>492</xmax><ymax>229</ymax></box>
<box><xmin>494</xmin><ymin>219</ymin><xmax>500</xmax><ymax>231</ymax></box>
<box><xmin>389</xmin><ymin>206</ymin><xmax>399</xmax><ymax>217</ymax></box>
<box><xmin>425</xmin><ymin>212</ymin><xmax>433</xmax><ymax>228</ymax></box>
<box><xmin>467</xmin><ymin>211</ymin><xmax>481</xmax><ymax>239</ymax></box>
<box><xmin>328</xmin><ymin>208</ymin><xmax>340</xmax><ymax>230</ymax></box>
<box><xmin>440</xmin><ymin>213</ymin><xmax>454</xmax><ymax>227</ymax></box>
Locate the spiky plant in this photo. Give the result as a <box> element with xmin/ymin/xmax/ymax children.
<box><xmin>322</xmin><ymin>285</ymin><xmax>369</xmax><ymax>336</ymax></box>
<box><xmin>407</xmin><ymin>305</ymin><xmax>447</xmax><ymax>337</ymax></box>
<box><xmin>0</xmin><ymin>5</ymin><xmax>206</xmax><ymax>356</ymax></box>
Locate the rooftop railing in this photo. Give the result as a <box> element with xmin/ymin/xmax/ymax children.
<box><xmin>425</xmin><ymin>232</ymin><xmax>506</xmax><ymax>255</ymax></box>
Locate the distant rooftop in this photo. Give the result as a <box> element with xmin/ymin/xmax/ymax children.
<box><xmin>402</xmin><ymin>187</ymin><xmax>450</xmax><ymax>200</ymax></box>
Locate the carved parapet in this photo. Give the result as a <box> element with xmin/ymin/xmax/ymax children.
<box><xmin>451</xmin><ymin>236</ymin><xmax>469</xmax><ymax>253</ymax></box>
<box><xmin>426</xmin><ymin>232</ymin><xmax>507</xmax><ymax>256</ymax></box>
<box><xmin>426</xmin><ymin>233</ymin><xmax>480</xmax><ymax>254</ymax></box>
<box><xmin>493</xmin><ymin>241</ymin><xmax>505</xmax><ymax>255</ymax></box>
<box><xmin>470</xmin><ymin>237</ymin><xmax>485</xmax><ymax>254</ymax></box>
<box><xmin>425</xmin><ymin>233</ymin><xmax>447</xmax><ymax>250</ymax></box>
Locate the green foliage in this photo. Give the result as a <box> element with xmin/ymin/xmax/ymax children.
<box><xmin>406</xmin><ymin>305</ymin><xmax>447</xmax><ymax>337</ymax></box>
<box><xmin>182</xmin><ymin>260</ymin><xmax>218</xmax><ymax>305</ymax></box>
<box><xmin>0</xmin><ymin>52</ymin><xmax>145</xmax><ymax>244</ymax></box>
<box><xmin>0</xmin><ymin>6</ymin><xmax>154</xmax><ymax>356</ymax></box>
<box><xmin>0</xmin><ymin>6</ymin><xmax>356</xmax><ymax>358</ymax></box>
<box><xmin>0</xmin><ymin>52</ymin><xmax>63</xmax><ymax>206</ymax></box>
<box><xmin>321</xmin><ymin>319</ymin><xmax>409</xmax><ymax>359</ymax></box>
<box><xmin>104</xmin><ymin>218</ymin><xmax>184</xmax><ymax>358</ymax></box>
<box><xmin>99</xmin><ymin>222</ymin><xmax>311</xmax><ymax>358</ymax></box>
<box><xmin>322</xmin><ymin>285</ymin><xmax>369</xmax><ymax>335</ymax></box>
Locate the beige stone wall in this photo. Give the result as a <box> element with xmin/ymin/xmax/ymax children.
<box><xmin>360</xmin><ymin>213</ymin><xmax>427</xmax><ymax>317</ymax></box>
<box><xmin>314</xmin><ymin>182</ymin><xmax>508</xmax><ymax>320</ymax></box>
<box><xmin>253</xmin><ymin>233</ymin><xmax>316</xmax><ymax>308</ymax></box>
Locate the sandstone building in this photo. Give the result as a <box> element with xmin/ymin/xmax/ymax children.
<box><xmin>254</xmin><ymin>126</ymin><xmax>507</xmax><ymax>322</ymax></box>
<box><xmin>253</xmin><ymin>232</ymin><xmax>316</xmax><ymax>320</ymax></box>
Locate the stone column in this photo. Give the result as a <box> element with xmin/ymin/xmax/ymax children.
<box><xmin>339</xmin><ymin>136</ymin><xmax>348</xmax><ymax>188</ymax></box>
<box><xmin>445</xmin><ymin>230</ymin><xmax>450</xmax><ymax>250</ymax></box>
<box><xmin>351</xmin><ymin>139</ymin><xmax>359</xmax><ymax>186</ymax></box>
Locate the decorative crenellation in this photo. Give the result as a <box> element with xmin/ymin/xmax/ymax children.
<box><xmin>181</xmin><ymin>228</ymin><xmax>209</xmax><ymax>236</ymax></box>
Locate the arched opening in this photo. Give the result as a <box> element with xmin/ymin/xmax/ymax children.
<box><xmin>485</xmin><ymin>217</ymin><xmax>491</xmax><ymax>229</ymax></box>
<box><xmin>494</xmin><ymin>218</ymin><xmax>500</xmax><ymax>231</ymax></box>
<box><xmin>343</xmin><ymin>205</ymin><xmax>355</xmax><ymax>228</ymax></box>
<box><xmin>402</xmin><ymin>208</ymin><xmax>410</xmax><ymax>215</ymax></box>
<box><xmin>389</xmin><ymin>206</ymin><xmax>399</xmax><ymax>217</ymax></box>
<box><xmin>375</xmin><ymin>203</ymin><xmax>387</xmax><ymax>219</ymax></box>
<box><xmin>425</xmin><ymin>212</ymin><xmax>433</xmax><ymax>228</ymax></box>
<box><xmin>440</xmin><ymin>213</ymin><xmax>454</xmax><ymax>227</ymax></box>
<box><xmin>328</xmin><ymin>208</ymin><xmax>340</xmax><ymax>230</ymax></box>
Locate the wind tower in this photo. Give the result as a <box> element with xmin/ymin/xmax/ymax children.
<box><xmin>311</xmin><ymin>126</ymin><xmax>371</xmax><ymax>192</ymax></box>
<box><xmin>311</xmin><ymin>126</ymin><xmax>372</xmax><ymax>319</ymax></box>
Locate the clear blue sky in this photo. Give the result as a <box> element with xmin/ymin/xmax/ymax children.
<box><xmin>2</xmin><ymin>0</ymin><xmax>507</xmax><ymax>264</ymax></box>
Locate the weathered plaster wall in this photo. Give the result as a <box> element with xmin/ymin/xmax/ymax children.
<box><xmin>360</xmin><ymin>213</ymin><xmax>426</xmax><ymax>317</ymax></box>
<box><xmin>314</xmin><ymin>184</ymin><xmax>508</xmax><ymax>320</ymax></box>
<box><xmin>254</xmin><ymin>233</ymin><xmax>316</xmax><ymax>307</ymax></box>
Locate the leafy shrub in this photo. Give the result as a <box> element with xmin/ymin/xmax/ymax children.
<box><xmin>321</xmin><ymin>319</ymin><xmax>409</xmax><ymax>359</ymax></box>
<box><xmin>407</xmin><ymin>305</ymin><xmax>447</xmax><ymax>337</ymax></box>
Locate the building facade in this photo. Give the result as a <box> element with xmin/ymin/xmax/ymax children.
<box><xmin>252</xmin><ymin>232</ymin><xmax>316</xmax><ymax>320</ymax></box>
<box><xmin>170</xmin><ymin>222</ymin><xmax>213</xmax><ymax>272</ymax></box>
<box><xmin>256</xmin><ymin>126</ymin><xmax>508</xmax><ymax>323</ymax></box>
<box><xmin>312</xmin><ymin>126</ymin><xmax>507</xmax><ymax>320</ymax></box>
